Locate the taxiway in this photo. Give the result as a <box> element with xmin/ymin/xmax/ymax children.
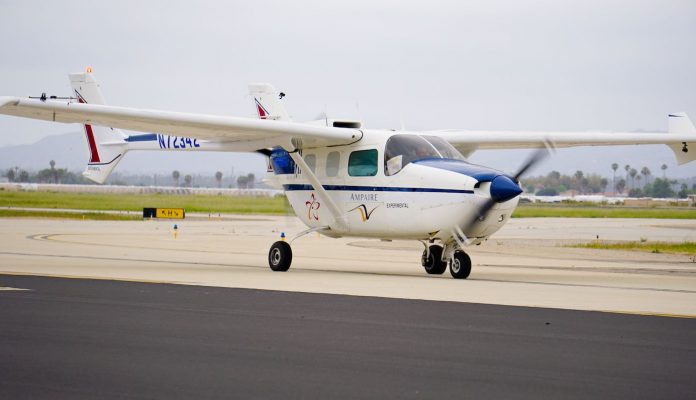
<box><xmin>1</xmin><ymin>216</ymin><xmax>695</xmax><ymax>316</ymax></box>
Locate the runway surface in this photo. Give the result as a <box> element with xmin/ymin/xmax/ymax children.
<box><xmin>1</xmin><ymin>274</ymin><xmax>695</xmax><ymax>399</ymax></box>
<box><xmin>1</xmin><ymin>217</ymin><xmax>695</xmax><ymax>316</ymax></box>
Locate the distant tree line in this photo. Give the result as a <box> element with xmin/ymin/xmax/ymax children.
<box><xmin>522</xmin><ymin>170</ymin><xmax>608</xmax><ymax>196</ymax></box>
<box><xmin>2</xmin><ymin>160</ymin><xmax>93</xmax><ymax>184</ymax></box>
<box><xmin>2</xmin><ymin>162</ymin><xmax>262</xmax><ymax>189</ymax></box>
<box><xmin>170</xmin><ymin>170</ymin><xmax>256</xmax><ymax>188</ymax></box>
<box><xmin>522</xmin><ymin>163</ymin><xmax>695</xmax><ymax>198</ymax></box>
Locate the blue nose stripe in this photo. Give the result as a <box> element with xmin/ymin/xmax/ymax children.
<box><xmin>490</xmin><ymin>175</ymin><xmax>522</xmax><ymax>203</ymax></box>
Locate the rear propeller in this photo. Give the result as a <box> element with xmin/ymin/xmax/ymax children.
<box><xmin>469</xmin><ymin>140</ymin><xmax>555</xmax><ymax>225</ymax></box>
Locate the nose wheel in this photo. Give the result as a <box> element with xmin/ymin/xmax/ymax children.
<box><xmin>449</xmin><ymin>250</ymin><xmax>471</xmax><ymax>279</ymax></box>
<box><xmin>268</xmin><ymin>241</ymin><xmax>292</xmax><ymax>271</ymax></box>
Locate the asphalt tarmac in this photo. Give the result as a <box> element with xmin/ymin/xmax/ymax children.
<box><xmin>1</xmin><ymin>274</ymin><xmax>695</xmax><ymax>399</ymax></box>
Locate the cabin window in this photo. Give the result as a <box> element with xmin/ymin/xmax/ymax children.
<box><xmin>304</xmin><ymin>154</ymin><xmax>316</xmax><ymax>173</ymax></box>
<box><xmin>326</xmin><ymin>151</ymin><xmax>340</xmax><ymax>177</ymax></box>
<box><xmin>348</xmin><ymin>149</ymin><xmax>378</xmax><ymax>176</ymax></box>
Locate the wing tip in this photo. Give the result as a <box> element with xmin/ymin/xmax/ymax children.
<box><xmin>0</xmin><ymin>96</ymin><xmax>20</xmax><ymax>109</ymax></box>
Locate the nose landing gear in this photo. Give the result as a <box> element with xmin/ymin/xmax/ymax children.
<box><xmin>422</xmin><ymin>244</ymin><xmax>471</xmax><ymax>279</ymax></box>
<box><xmin>421</xmin><ymin>245</ymin><xmax>447</xmax><ymax>275</ymax></box>
<box><xmin>449</xmin><ymin>250</ymin><xmax>471</xmax><ymax>279</ymax></box>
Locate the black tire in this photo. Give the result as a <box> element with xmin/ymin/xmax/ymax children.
<box><xmin>268</xmin><ymin>241</ymin><xmax>292</xmax><ymax>271</ymax></box>
<box><xmin>421</xmin><ymin>245</ymin><xmax>447</xmax><ymax>275</ymax></box>
<box><xmin>449</xmin><ymin>250</ymin><xmax>471</xmax><ymax>279</ymax></box>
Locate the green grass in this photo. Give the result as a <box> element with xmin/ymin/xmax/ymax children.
<box><xmin>0</xmin><ymin>191</ymin><xmax>290</xmax><ymax>215</ymax></box>
<box><xmin>570</xmin><ymin>241</ymin><xmax>696</xmax><ymax>256</ymax></box>
<box><xmin>512</xmin><ymin>204</ymin><xmax>696</xmax><ymax>219</ymax></box>
<box><xmin>0</xmin><ymin>191</ymin><xmax>694</xmax><ymax>219</ymax></box>
<box><xmin>0</xmin><ymin>209</ymin><xmax>140</xmax><ymax>221</ymax></box>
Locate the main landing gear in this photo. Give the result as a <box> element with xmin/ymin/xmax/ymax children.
<box><xmin>421</xmin><ymin>245</ymin><xmax>471</xmax><ymax>279</ymax></box>
<box><xmin>269</xmin><ymin>236</ymin><xmax>471</xmax><ymax>279</ymax></box>
<box><xmin>268</xmin><ymin>241</ymin><xmax>292</xmax><ymax>271</ymax></box>
<box><xmin>268</xmin><ymin>227</ymin><xmax>326</xmax><ymax>272</ymax></box>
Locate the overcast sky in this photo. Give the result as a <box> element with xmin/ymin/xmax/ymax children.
<box><xmin>1</xmin><ymin>0</ymin><xmax>695</xmax><ymax>177</ymax></box>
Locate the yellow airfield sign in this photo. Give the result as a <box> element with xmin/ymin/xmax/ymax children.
<box><xmin>143</xmin><ymin>208</ymin><xmax>185</xmax><ymax>219</ymax></box>
<box><xmin>156</xmin><ymin>208</ymin><xmax>185</xmax><ymax>219</ymax></box>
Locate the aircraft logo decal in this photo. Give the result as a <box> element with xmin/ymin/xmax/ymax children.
<box><xmin>349</xmin><ymin>204</ymin><xmax>379</xmax><ymax>222</ymax></box>
<box><xmin>305</xmin><ymin>193</ymin><xmax>321</xmax><ymax>221</ymax></box>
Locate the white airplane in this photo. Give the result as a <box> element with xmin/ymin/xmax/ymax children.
<box><xmin>1</xmin><ymin>70</ymin><xmax>694</xmax><ymax>279</ymax></box>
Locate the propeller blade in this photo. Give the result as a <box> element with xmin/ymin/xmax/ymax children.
<box><xmin>513</xmin><ymin>141</ymin><xmax>554</xmax><ymax>181</ymax></box>
<box><xmin>468</xmin><ymin>197</ymin><xmax>496</xmax><ymax>226</ymax></box>
<box><xmin>468</xmin><ymin>140</ymin><xmax>555</xmax><ymax>226</ymax></box>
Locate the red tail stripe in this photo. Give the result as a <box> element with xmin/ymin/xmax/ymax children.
<box><xmin>84</xmin><ymin>124</ymin><xmax>100</xmax><ymax>163</ymax></box>
<box><xmin>76</xmin><ymin>91</ymin><xmax>100</xmax><ymax>163</ymax></box>
<box><xmin>257</xmin><ymin>104</ymin><xmax>267</xmax><ymax>119</ymax></box>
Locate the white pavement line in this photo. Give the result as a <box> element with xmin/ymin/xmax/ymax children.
<box><xmin>0</xmin><ymin>287</ymin><xmax>31</xmax><ymax>291</ymax></box>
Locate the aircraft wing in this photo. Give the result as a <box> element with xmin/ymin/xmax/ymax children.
<box><xmin>429</xmin><ymin>113</ymin><xmax>696</xmax><ymax>165</ymax></box>
<box><xmin>0</xmin><ymin>96</ymin><xmax>361</xmax><ymax>151</ymax></box>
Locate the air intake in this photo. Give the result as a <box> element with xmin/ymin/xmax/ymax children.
<box><xmin>332</xmin><ymin>121</ymin><xmax>361</xmax><ymax>129</ymax></box>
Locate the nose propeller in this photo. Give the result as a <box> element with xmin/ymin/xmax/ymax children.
<box><xmin>469</xmin><ymin>142</ymin><xmax>554</xmax><ymax>225</ymax></box>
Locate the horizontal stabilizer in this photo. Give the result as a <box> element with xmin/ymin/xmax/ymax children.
<box><xmin>667</xmin><ymin>112</ymin><xmax>696</xmax><ymax>165</ymax></box>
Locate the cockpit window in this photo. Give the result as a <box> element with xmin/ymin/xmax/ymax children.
<box><xmin>384</xmin><ymin>134</ymin><xmax>466</xmax><ymax>175</ymax></box>
<box><xmin>423</xmin><ymin>136</ymin><xmax>466</xmax><ymax>161</ymax></box>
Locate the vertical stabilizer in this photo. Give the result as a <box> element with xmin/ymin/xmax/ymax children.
<box><xmin>248</xmin><ymin>83</ymin><xmax>290</xmax><ymax>121</ymax></box>
<box><xmin>69</xmin><ymin>70</ymin><xmax>128</xmax><ymax>183</ymax></box>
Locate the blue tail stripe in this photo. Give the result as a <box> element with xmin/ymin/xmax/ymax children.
<box><xmin>125</xmin><ymin>133</ymin><xmax>158</xmax><ymax>142</ymax></box>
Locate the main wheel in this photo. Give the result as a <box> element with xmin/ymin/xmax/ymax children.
<box><xmin>268</xmin><ymin>241</ymin><xmax>292</xmax><ymax>271</ymax></box>
<box><xmin>449</xmin><ymin>250</ymin><xmax>471</xmax><ymax>279</ymax></box>
<box><xmin>421</xmin><ymin>245</ymin><xmax>447</xmax><ymax>275</ymax></box>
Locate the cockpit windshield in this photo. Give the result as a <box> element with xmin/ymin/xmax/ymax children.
<box><xmin>384</xmin><ymin>134</ymin><xmax>466</xmax><ymax>175</ymax></box>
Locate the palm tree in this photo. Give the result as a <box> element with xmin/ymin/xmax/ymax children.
<box><xmin>611</xmin><ymin>163</ymin><xmax>618</xmax><ymax>194</ymax></box>
<box><xmin>624</xmin><ymin>164</ymin><xmax>631</xmax><ymax>183</ymax></box>
<box><xmin>629</xmin><ymin>168</ymin><xmax>638</xmax><ymax>189</ymax></box>
<box><xmin>661</xmin><ymin>164</ymin><xmax>668</xmax><ymax>178</ymax></box>
<box><xmin>184</xmin><ymin>174</ymin><xmax>192</xmax><ymax>187</ymax></box>
<box><xmin>49</xmin><ymin>160</ymin><xmax>57</xmax><ymax>183</ymax></box>
<box><xmin>640</xmin><ymin>167</ymin><xmax>651</xmax><ymax>187</ymax></box>
<box><xmin>236</xmin><ymin>175</ymin><xmax>248</xmax><ymax>189</ymax></box>
<box><xmin>172</xmin><ymin>170</ymin><xmax>180</xmax><ymax>187</ymax></box>
<box><xmin>616</xmin><ymin>178</ymin><xmax>626</xmax><ymax>194</ymax></box>
<box><xmin>215</xmin><ymin>171</ymin><xmax>223</xmax><ymax>188</ymax></box>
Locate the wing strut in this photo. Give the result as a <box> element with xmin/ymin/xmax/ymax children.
<box><xmin>288</xmin><ymin>151</ymin><xmax>347</xmax><ymax>230</ymax></box>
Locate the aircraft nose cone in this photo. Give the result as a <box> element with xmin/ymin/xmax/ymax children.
<box><xmin>490</xmin><ymin>175</ymin><xmax>522</xmax><ymax>203</ymax></box>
